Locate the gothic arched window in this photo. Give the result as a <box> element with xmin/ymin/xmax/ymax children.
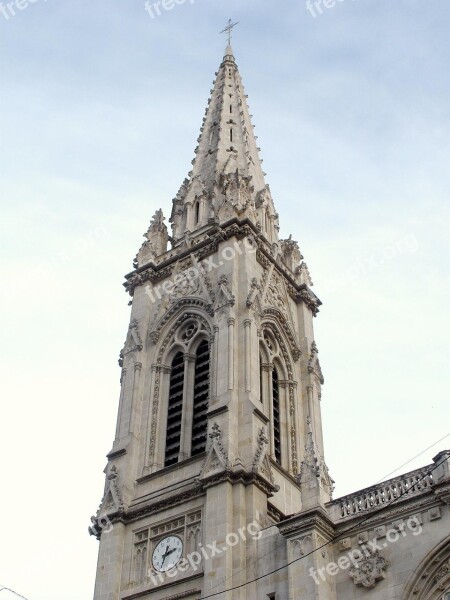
<box><xmin>272</xmin><ymin>367</ymin><xmax>282</xmax><ymax>465</ymax></box>
<box><xmin>163</xmin><ymin>334</ymin><xmax>210</xmax><ymax>468</ymax></box>
<box><xmin>191</xmin><ymin>340</ymin><xmax>210</xmax><ymax>456</ymax></box>
<box><xmin>164</xmin><ymin>352</ymin><xmax>185</xmax><ymax>467</ymax></box>
<box><xmin>194</xmin><ymin>202</ymin><xmax>200</xmax><ymax>225</ymax></box>
<box><xmin>259</xmin><ymin>327</ymin><xmax>291</xmax><ymax>469</ymax></box>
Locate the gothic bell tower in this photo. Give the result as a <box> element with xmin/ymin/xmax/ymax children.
<box><xmin>91</xmin><ymin>43</ymin><xmax>333</xmax><ymax>600</ymax></box>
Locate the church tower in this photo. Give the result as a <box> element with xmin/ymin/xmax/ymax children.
<box><xmin>91</xmin><ymin>43</ymin><xmax>334</xmax><ymax>600</ymax></box>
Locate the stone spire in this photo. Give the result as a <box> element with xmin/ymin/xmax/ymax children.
<box><xmin>170</xmin><ymin>45</ymin><xmax>279</xmax><ymax>243</ymax></box>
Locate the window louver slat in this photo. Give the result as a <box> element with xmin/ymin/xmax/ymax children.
<box><xmin>164</xmin><ymin>352</ymin><xmax>185</xmax><ymax>467</ymax></box>
<box><xmin>272</xmin><ymin>369</ymin><xmax>282</xmax><ymax>465</ymax></box>
<box><xmin>191</xmin><ymin>340</ymin><xmax>210</xmax><ymax>456</ymax></box>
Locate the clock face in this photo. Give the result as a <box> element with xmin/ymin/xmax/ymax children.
<box><xmin>152</xmin><ymin>535</ymin><xmax>183</xmax><ymax>572</ymax></box>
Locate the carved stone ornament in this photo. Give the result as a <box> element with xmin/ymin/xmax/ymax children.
<box><xmin>220</xmin><ymin>168</ymin><xmax>255</xmax><ymax>216</ymax></box>
<box><xmin>119</xmin><ymin>319</ymin><xmax>143</xmax><ymax>366</ymax></box>
<box><xmin>299</xmin><ymin>286</ymin><xmax>318</xmax><ymax>310</ymax></box>
<box><xmin>292</xmin><ymin>534</ymin><xmax>313</xmax><ymax>557</ymax></box>
<box><xmin>298</xmin><ymin>423</ymin><xmax>334</xmax><ymax>497</ymax></box>
<box><xmin>246</xmin><ymin>277</ymin><xmax>261</xmax><ymax>308</ymax></box>
<box><xmin>170</xmin><ymin>264</ymin><xmax>203</xmax><ymax>302</ymax></box>
<box><xmin>197</xmin><ymin>423</ymin><xmax>231</xmax><ymax>480</ymax></box>
<box><xmin>149</xmin><ymin>264</ymin><xmax>214</xmax><ymax>344</ymax></box>
<box><xmin>252</xmin><ymin>427</ymin><xmax>275</xmax><ymax>485</ymax></box>
<box><xmin>265</xmin><ymin>269</ymin><xmax>288</xmax><ymax>317</ymax></box>
<box><xmin>170</xmin><ymin>181</ymin><xmax>188</xmax><ymax>240</ymax></box>
<box><xmin>349</xmin><ymin>548</ymin><xmax>389</xmax><ymax>589</ymax></box>
<box><xmin>308</xmin><ymin>341</ymin><xmax>324</xmax><ymax>385</ymax></box>
<box><xmin>213</xmin><ymin>275</ymin><xmax>235</xmax><ymax>312</ymax></box>
<box><xmin>94</xmin><ymin>465</ymin><xmax>124</xmax><ymax>523</ymax></box>
<box><xmin>298</xmin><ymin>262</ymin><xmax>313</xmax><ymax>286</ymax></box>
<box><xmin>255</xmin><ymin>185</ymin><xmax>273</xmax><ymax>210</ymax></box>
<box><xmin>135</xmin><ymin>209</ymin><xmax>169</xmax><ymax>267</ymax></box>
<box><xmin>279</xmin><ymin>235</ymin><xmax>303</xmax><ymax>273</ymax></box>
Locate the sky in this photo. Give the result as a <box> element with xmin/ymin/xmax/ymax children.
<box><xmin>0</xmin><ymin>1</ymin><xmax>449</xmax><ymax>599</ymax></box>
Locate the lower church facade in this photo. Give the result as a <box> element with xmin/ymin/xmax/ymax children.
<box><xmin>90</xmin><ymin>44</ymin><xmax>450</xmax><ymax>600</ymax></box>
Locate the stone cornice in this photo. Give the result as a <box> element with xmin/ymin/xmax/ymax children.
<box><xmin>268</xmin><ymin>502</ymin><xmax>286</xmax><ymax>523</ymax></box>
<box><xmin>278</xmin><ymin>506</ymin><xmax>336</xmax><ymax>540</ymax></box>
<box><xmin>123</xmin><ymin>218</ymin><xmax>322</xmax><ymax>314</ymax></box>
<box><xmin>136</xmin><ymin>455</ymin><xmax>205</xmax><ymax>485</ymax></box>
<box><xmin>199</xmin><ymin>467</ymin><xmax>279</xmax><ymax>497</ymax></box>
<box><xmin>123</xmin><ymin>486</ymin><xmax>205</xmax><ymax>525</ymax></box>
<box><xmin>124</xmin><ymin>220</ymin><xmax>247</xmax><ymax>292</ymax></box>
<box><xmin>97</xmin><ymin>462</ymin><xmax>285</xmax><ymax>535</ymax></box>
<box><xmin>122</xmin><ymin>578</ymin><xmax>203</xmax><ymax>600</ymax></box>
<box><xmin>253</xmin><ymin>406</ymin><xmax>270</xmax><ymax>424</ymax></box>
<box><xmin>434</xmin><ymin>481</ymin><xmax>450</xmax><ymax>506</ymax></box>
<box><xmin>106</xmin><ymin>447</ymin><xmax>127</xmax><ymax>460</ymax></box>
<box><xmin>206</xmin><ymin>404</ymin><xmax>229</xmax><ymax>418</ymax></box>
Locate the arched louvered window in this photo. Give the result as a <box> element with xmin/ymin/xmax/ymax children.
<box><xmin>164</xmin><ymin>352</ymin><xmax>185</xmax><ymax>466</ymax></box>
<box><xmin>191</xmin><ymin>340</ymin><xmax>210</xmax><ymax>456</ymax></box>
<box><xmin>272</xmin><ymin>368</ymin><xmax>281</xmax><ymax>465</ymax></box>
<box><xmin>195</xmin><ymin>202</ymin><xmax>200</xmax><ymax>224</ymax></box>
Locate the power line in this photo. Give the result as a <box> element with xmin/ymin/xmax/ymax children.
<box><xmin>0</xmin><ymin>587</ymin><xmax>30</xmax><ymax>600</ymax></box>
<box><xmin>375</xmin><ymin>432</ymin><xmax>449</xmax><ymax>483</ymax></box>
<box><xmin>199</xmin><ymin>453</ymin><xmax>448</xmax><ymax>599</ymax></box>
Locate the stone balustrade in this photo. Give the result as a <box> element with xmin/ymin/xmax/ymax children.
<box><xmin>328</xmin><ymin>465</ymin><xmax>435</xmax><ymax>521</ymax></box>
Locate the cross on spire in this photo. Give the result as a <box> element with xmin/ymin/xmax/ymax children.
<box><xmin>220</xmin><ymin>19</ymin><xmax>239</xmax><ymax>45</ymax></box>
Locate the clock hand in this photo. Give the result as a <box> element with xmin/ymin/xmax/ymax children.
<box><xmin>160</xmin><ymin>545</ymin><xmax>170</xmax><ymax>566</ymax></box>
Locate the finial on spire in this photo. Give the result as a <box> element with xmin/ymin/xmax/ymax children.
<box><xmin>220</xmin><ymin>19</ymin><xmax>239</xmax><ymax>46</ymax></box>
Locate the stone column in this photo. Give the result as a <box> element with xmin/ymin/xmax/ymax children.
<box><xmin>145</xmin><ymin>364</ymin><xmax>170</xmax><ymax>473</ymax></box>
<box><xmin>115</xmin><ymin>368</ymin><xmax>127</xmax><ymax>441</ymax></box>
<box><xmin>93</xmin><ymin>522</ymin><xmax>126</xmax><ymax>600</ymax></box>
<box><xmin>180</xmin><ymin>353</ymin><xmax>196</xmax><ymax>459</ymax></box>
<box><xmin>289</xmin><ymin>381</ymin><xmax>299</xmax><ymax>477</ymax></box>
<box><xmin>203</xmin><ymin>482</ymin><xmax>235</xmax><ymax>600</ymax></box>
<box><xmin>433</xmin><ymin>450</ymin><xmax>450</xmax><ymax>483</ymax></box>
<box><xmin>261</xmin><ymin>363</ymin><xmax>271</xmax><ymax>416</ymax></box>
<box><xmin>244</xmin><ymin>319</ymin><xmax>252</xmax><ymax>392</ymax></box>
<box><xmin>129</xmin><ymin>362</ymin><xmax>142</xmax><ymax>436</ymax></box>
<box><xmin>211</xmin><ymin>325</ymin><xmax>219</xmax><ymax>402</ymax></box>
<box><xmin>279</xmin><ymin>514</ymin><xmax>335</xmax><ymax>600</ymax></box>
<box><xmin>199</xmin><ymin>197</ymin><xmax>206</xmax><ymax>226</ymax></box>
<box><xmin>228</xmin><ymin>317</ymin><xmax>235</xmax><ymax>390</ymax></box>
<box><xmin>279</xmin><ymin>380</ymin><xmax>290</xmax><ymax>471</ymax></box>
<box><xmin>216</xmin><ymin>318</ymin><xmax>229</xmax><ymax>397</ymax></box>
<box><xmin>185</xmin><ymin>201</ymin><xmax>193</xmax><ymax>232</ymax></box>
<box><xmin>267</xmin><ymin>363</ymin><xmax>275</xmax><ymax>459</ymax></box>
